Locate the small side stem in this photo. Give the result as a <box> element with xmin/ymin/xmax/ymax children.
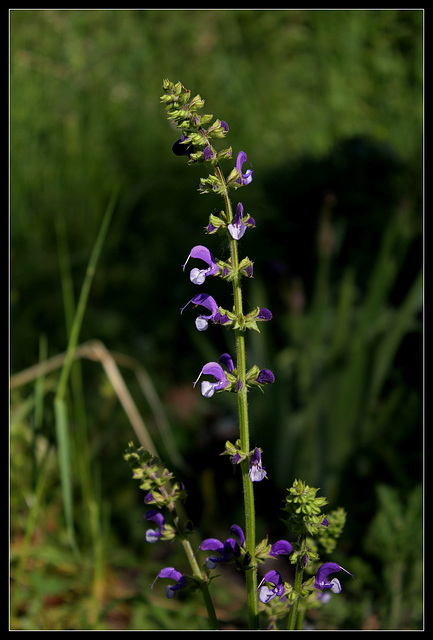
<box><xmin>180</xmin><ymin>537</ymin><xmax>219</xmax><ymax>630</ymax></box>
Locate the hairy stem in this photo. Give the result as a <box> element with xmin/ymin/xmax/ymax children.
<box><xmin>216</xmin><ymin>165</ymin><xmax>259</xmax><ymax>629</ymax></box>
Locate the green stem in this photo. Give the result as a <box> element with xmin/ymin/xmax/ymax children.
<box><xmin>287</xmin><ymin>536</ymin><xmax>306</xmax><ymax>630</ymax></box>
<box><xmin>180</xmin><ymin>537</ymin><xmax>219</xmax><ymax>630</ymax></box>
<box><xmin>216</xmin><ymin>165</ymin><xmax>259</xmax><ymax>630</ymax></box>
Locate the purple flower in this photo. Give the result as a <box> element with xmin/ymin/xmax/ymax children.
<box><xmin>258</xmin><ymin>570</ymin><xmax>285</xmax><ymax>604</ymax></box>
<box><xmin>183</xmin><ymin>245</ymin><xmax>220</xmax><ymax>285</ymax></box>
<box><xmin>151</xmin><ymin>567</ymin><xmax>187</xmax><ymax>599</ymax></box>
<box><xmin>248</xmin><ymin>448</ymin><xmax>267</xmax><ymax>482</ymax></box>
<box><xmin>172</xmin><ymin>135</ymin><xmax>193</xmax><ymax>158</ymax></box>
<box><xmin>315</xmin><ymin>563</ymin><xmax>354</xmax><ymax>595</ymax></box>
<box><xmin>220</xmin><ymin>120</ymin><xmax>229</xmax><ymax>132</ymax></box>
<box><xmin>257</xmin><ymin>308</ymin><xmax>272</xmax><ymax>321</ymax></box>
<box><xmin>199</xmin><ymin>524</ymin><xmax>245</xmax><ymax>569</ymax></box>
<box><xmin>194</xmin><ymin>362</ymin><xmax>230</xmax><ymax>398</ymax></box>
<box><xmin>228</xmin><ymin>202</ymin><xmax>256</xmax><ymax>240</ymax></box>
<box><xmin>236</xmin><ymin>151</ymin><xmax>253</xmax><ymax>186</ymax></box>
<box><xmin>256</xmin><ymin>369</ymin><xmax>275</xmax><ymax>385</ymax></box>
<box><xmin>269</xmin><ymin>540</ymin><xmax>293</xmax><ymax>558</ymax></box>
<box><xmin>181</xmin><ymin>293</ymin><xmax>223</xmax><ymax>331</ymax></box>
<box><xmin>228</xmin><ymin>202</ymin><xmax>247</xmax><ymax>240</ymax></box>
<box><xmin>203</xmin><ymin>146</ymin><xmax>215</xmax><ymax>161</ymax></box>
<box><xmin>144</xmin><ymin>509</ymin><xmax>165</xmax><ymax>543</ymax></box>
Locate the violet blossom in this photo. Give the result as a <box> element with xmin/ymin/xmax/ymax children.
<box><xmin>248</xmin><ymin>448</ymin><xmax>267</xmax><ymax>482</ymax></box>
<box><xmin>256</xmin><ymin>308</ymin><xmax>272</xmax><ymax>321</ymax></box>
<box><xmin>183</xmin><ymin>245</ymin><xmax>220</xmax><ymax>285</ymax></box>
<box><xmin>194</xmin><ymin>362</ymin><xmax>230</xmax><ymax>398</ymax></box>
<box><xmin>199</xmin><ymin>524</ymin><xmax>245</xmax><ymax>569</ymax></box>
<box><xmin>228</xmin><ymin>202</ymin><xmax>256</xmax><ymax>240</ymax></box>
<box><xmin>180</xmin><ymin>293</ymin><xmax>226</xmax><ymax>331</ymax></box>
<box><xmin>257</xmin><ymin>570</ymin><xmax>286</xmax><ymax>604</ymax></box>
<box><xmin>314</xmin><ymin>563</ymin><xmax>354</xmax><ymax>595</ymax></box>
<box><xmin>151</xmin><ymin>567</ymin><xmax>187</xmax><ymax>599</ymax></box>
<box><xmin>256</xmin><ymin>369</ymin><xmax>275</xmax><ymax>385</ymax></box>
<box><xmin>203</xmin><ymin>146</ymin><xmax>215</xmax><ymax>161</ymax></box>
<box><xmin>236</xmin><ymin>151</ymin><xmax>253</xmax><ymax>186</ymax></box>
<box><xmin>144</xmin><ymin>509</ymin><xmax>165</xmax><ymax>543</ymax></box>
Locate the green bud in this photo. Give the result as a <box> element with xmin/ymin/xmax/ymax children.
<box><xmin>217</xmin><ymin>147</ymin><xmax>233</xmax><ymax>161</ymax></box>
<box><xmin>255</xmin><ymin>537</ymin><xmax>272</xmax><ymax>562</ymax></box>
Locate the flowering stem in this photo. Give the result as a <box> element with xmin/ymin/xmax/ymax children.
<box><xmin>216</xmin><ymin>165</ymin><xmax>259</xmax><ymax>630</ymax></box>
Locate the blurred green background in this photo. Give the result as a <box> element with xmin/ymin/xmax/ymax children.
<box><xmin>10</xmin><ymin>9</ymin><xmax>423</xmax><ymax>630</ymax></box>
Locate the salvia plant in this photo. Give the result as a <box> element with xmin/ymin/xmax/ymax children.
<box><xmin>123</xmin><ymin>79</ymin><xmax>354</xmax><ymax>631</ymax></box>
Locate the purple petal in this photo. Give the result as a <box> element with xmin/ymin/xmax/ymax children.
<box><xmin>203</xmin><ymin>146</ymin><xmax>214</xmax><ymax>160</ymax></box>
<box><xmin>256</xmin><ymin>369</ymin><xmax>275</xmax><ymax>385</ymax></box>
<box><xmin>315</xmin><ymin>563</ymin><xmax>353</xmax><ymax>592</ymax></box>
<box><xmin>199</xmin><ymin>538</ymin><xmax>225</xmax><ymax>553</ymax></box>
<box><xmin>151</xmin><ymin>566</ymin><xmax>183</xmax><ymax>589</ymax></box>
<box><xmin>219</xmin><ymin>353</ymin><xmax>235</xmax><ymax>373</ymax></box>
<box><xmin>230</xmin><ymin>524</ymin><xmax>245</xmax><ymax>548</ymax></box>
<box><xmin>200</xmin><ymin>362</ymin><xmax>228</xmax><ymax>383</ymax></box>
<box><xmin>269</xmin><ymin>540</ymin><xmax>293</xmax><ymax>557</ymax></box>
<box><xmin>257</xmin><ymin>308</ymin><xmax>272</xmax><ymax>321</ymax></box>
<box><xmin>144</xmin><ymin>510</ymin><xmax>165</xmax><ymax>529</ymax></box>
<box><xmin>236</xmin><ymin>151</ymin><xmax>253</xmax><ymax>185</ymax></box>
<box><xmin>263</xmin><ymin>570</ymin><xmax>283</xmax><ymax>586</ymax></box>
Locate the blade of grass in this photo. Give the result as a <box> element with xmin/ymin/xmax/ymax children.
<box><xmin>54</xmin><ymin>189</ymin><xmax>118</xmax><ymax>555</ymax></box>
<box><xmin>31</xmin><ymin>334</ymin><xmax>48</xmax><ymax>492</ymax></box>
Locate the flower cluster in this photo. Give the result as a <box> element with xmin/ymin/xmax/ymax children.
<box><xmin>282</xmin><ymin>478</ymin><xmax>330</xmax><ymax>538</ymax></box>
<box><xmin>123</xmin><ymin>443</ymin><xmax>186</xmax><ymax>511</ymax></box>
<box><xmin>257</xmin><ymin>562</ymin><xmax>353</xmax><ymax>605</ymax></box>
